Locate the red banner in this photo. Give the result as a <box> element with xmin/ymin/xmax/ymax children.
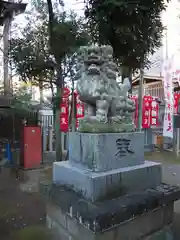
<box><xmin>142</xmin><ymin>96</ymin><xmax>152</xmax><ymax>128</ymax></box>
<box><xmin>174</xmin><ymin>93</ymin><xmax>180</xmax><ymax>114</ymax></box>
<box><xmin>60</xmin><ymin>115</ymin><xmax>69</xmax><ymax>132</ymax></box>
<box><xmin>60</xmin><ymin>103</ymin><xmax>68</xmax><ymax>115</ymax></box>
<box><xmin>60</xmin><ymin>87</ymin><xmax>70</xmax><ymax>132</ymax></box>
<box><xmin>150</xmin><ymin>97</ymin><xmax>159</xmax><ymax>126</ymax></box>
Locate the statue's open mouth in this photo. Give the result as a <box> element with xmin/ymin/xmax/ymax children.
<box><xmin>87</xmin><ymin>64</ymin><xmax>100</xmax><ymax>74</ymax></box>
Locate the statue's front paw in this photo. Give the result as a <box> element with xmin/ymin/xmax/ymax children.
<box><xmin>93</xmin><ymin>91</ymin><xmax>100</xmax><ymax>98</ymax></box>
<box><xmin>96</xmin><ymin>115</ymin><xmax>107</xmax><ymax>122</ymax></box>
<box><xmin>110</xmin><ymin>116</ymin><xmax>122</xmax><ymax>123</ymax></box>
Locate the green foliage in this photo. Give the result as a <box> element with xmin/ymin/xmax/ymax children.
<box><xmin>10</xmin><ymin>226</ymin><xmax>52</xmax><ymax>240</ymax></box>
<box><xmin>0</xmin><ymin>85</ymin><xmax>37</xmax><ymax>118</ymax></box>
<box><xmin>9</xmin><ymin>0</ymin><xmax>90</xmax><ymax>90</ymax></box>
<box><xmin>11</xmin><ymin>86</ymin><xmax>35</xmax><ymax>116</ymax></box>
<box><xmin>9</xmin><ymin>14</ymin><xmax>55</xmax><ymax>87</ymax></box>
<box><xmin>84</xmin><ymin>0</ymin><xmax>169</xmax><ymax>70</ymax></box>
<box><xmin>50</xmin><ymin>11</ymin><xmax>90</xmax><ymax>60</ymax></box>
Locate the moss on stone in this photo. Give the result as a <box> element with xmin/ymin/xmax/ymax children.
<box><xmin>11</xmin><ymin>226</ymin><xmax>53</xmax><ymax>240</ymax></box>
<box><xmin>78</xmin><ymin>120</ymin><xmax>135</xmax><ymax>133</ymax></box>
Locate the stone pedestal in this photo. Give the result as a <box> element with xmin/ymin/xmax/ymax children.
<box><xmin>53</xmin><ymin>132</ymin><xmax>161</xmax><ymax>201</ymax></box>
<box><xmin>53</xmin><ymin>160</ymin><xmax>161</xmax><ymax>201</ymax></box>
<box><xmin>48</xmin><ymin>131</ymin><xmax>180</xmax><ymax>239</ymax></box>
<box><xmin>69</xmin><ymin>132</ymin><xmax>144</xmax><ymax>171</ymax></box>
<box><xmin>40</xmin><ymin>182</ymin><xmax>180</xmax><ymax>240</ymax></box>
<box><xmin>46</xmin><ymin>203</ymin><xmax>174</xmax><ymax>240</ymax></box>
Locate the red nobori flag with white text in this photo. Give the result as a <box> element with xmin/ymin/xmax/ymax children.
<box><xmin>142</xmin><ymin>96</ymin><xmax>152</xmax><ymax>128</ymax></box>
<box><xmin>60</xmin><ymin>87</ymin><xmax>70</xmax><ymax>132</ymax></box>
<box><xmin>150</xmin><ymin>97</ymin><xmax>159</xmax><ymax>127</ymax></box>
<box><xmin>60</xmin><ymin>114</ymin><xmax>69</xmax><ymax>132</ymax></box>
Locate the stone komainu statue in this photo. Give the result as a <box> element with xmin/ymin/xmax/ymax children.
<box><xmin>75</xmin><ymin>45</ymin><xmax>136</xmax><ymax>132</ymax></box>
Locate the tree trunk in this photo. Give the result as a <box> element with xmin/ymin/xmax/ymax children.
<box><xmin>47</xmin><ymin>0</ymin><xmax>64</xmax><ymax>161</ymax></box>
<box><xmin>55</xmin><ymin>87</ymin><xmax>63</xmax><ymax>161</ymax></box>
<box><xmin>39</xmin><ymin>81</ymin><xmax>44</xmax><ymax>104</ymax></box>
<box><xmin>69</xmin><ymin>78</ymin><xmax>76</xmax><ymax>131</ymax></box>
<box><xmin>55</xmin><ymin>66</ymin><xmax>63</xmax><ymax>161</ymax></box>
<box><xmin>3</xmin><ymin>18</ymin><xmax>11</xmax><ymax>95</ymax></box>
<box><xmin>55</xmin><ymin>106</ymin><xmax>62</xmax><ymax>161</ymax></box>
<box><xmin>137</xmin><ymin>65</ymin><xmax>144</xmax><ymax>131</ymax></box>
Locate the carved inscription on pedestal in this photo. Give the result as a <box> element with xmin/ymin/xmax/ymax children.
<box><xmin>115</xmin><ymin>138</ymin><xmax>134</xmax><ymax>157</ymax></box>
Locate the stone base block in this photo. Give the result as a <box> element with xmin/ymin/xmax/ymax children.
<box><xmin>40</xmin><ymin>182</ymin><xmax>180</xmax><ymax>240</ymax></box>
<box><xmin>69</xmin><ymin>132</ymin><xmax>144</xmax><ymax>171</ymax></box>
<box><xmin>145</xmin><ymin>225</ymin><xmax>174</xmax><ymax>239</ymax></box>
<box><xmin>46</xmin><ymin>203</ymin><xmax>174</xmax><ymax>240</ymax></box>
<box><xmin>53</xmin><ymin>160</ymin><xmax>161</xmax><ymax>201</ymax></box>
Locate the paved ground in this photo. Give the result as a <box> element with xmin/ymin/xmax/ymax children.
<box><xmin>0</xmin><ymin>166</ymin><xmax>51</xmax><ymax>240</ymax></box>
<box><xmin>0</xmin><ymin>152</ymin><xmax>180</xmax><ymax>239</ymax></box>
<box><xmin>145</xmin><ymin>151</ymin><xmax>180</xmax><ymax>211</ymax></box>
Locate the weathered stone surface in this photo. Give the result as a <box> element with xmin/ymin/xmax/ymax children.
<box><xmin>75</xmin><ymin>45</ymin><xmax>135</xmax><ymax>127</ymax></box>
<box><xmin>77</xmin><ymin>118</ymin><xmax>135</xmax><ymax>133</ymax></box>
<box><xmin>46</xmin><ymin>211</ymin><xmax>174</xmax><ymax>240</ymax></box>
<box><xmin>46</xmin><ymin>195</ymin><xmax>176</xmax><ymax>240</ymax></box>
<box><xmin>145</xmin><ymin>225</ymin><xmax>174</xmax><ymax>239</ymax></box>
<box><xmin>69</xmin><ymin>132</ymin><xmax>144</xmax><ymax>171</ymax></box>
<box><xmin>40</xmin><ymin>182</ymin><xmax>180</xmax><ymax>230</ymax></box>
<box><xmin>53</xmin><ymin>160</ymin><xmax>161</xmax><ymax>201</ymax></box>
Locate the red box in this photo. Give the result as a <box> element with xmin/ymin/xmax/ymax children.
<box><xmin>20</xmin><ymin>126</ymin><xmax>42</xmax><ymax>169</ymax></box>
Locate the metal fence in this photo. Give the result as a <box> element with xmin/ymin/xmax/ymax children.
<box><xmin>132</xmin><ymin>83</ymin><xmax>165</xmax><ymax>101</ymax></box>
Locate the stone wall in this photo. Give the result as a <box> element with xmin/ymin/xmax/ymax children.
<box><xmin>46</xmin><ymin>203</ymin><xmax>174</xmax><ymax>240</ymax></box>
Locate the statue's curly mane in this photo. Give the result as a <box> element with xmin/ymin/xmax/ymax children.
<box><xmin>75</xmin><ymin>45</ymin><xmax>135</xmax><ymax>129</ymax></box>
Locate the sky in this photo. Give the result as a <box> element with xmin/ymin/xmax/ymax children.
<box><xmin>162</xmin><ymin>0</ymin><xmax>180</xmax><ymax>58</ymax></box>
<box><xmin>2</xmin><ymin>0</ymin><xmax>180</xmax><ymax>95</ymax></box>
<box><xmin>0</xmin><ymin>0</ymin><xmax>85</xmax><ymax>100</ymax></box>
<box><xmin>64</xmin><ymin>0</ymin><xmax>84</xmax><ymax>15</ymax></box>
<box><xmin>143</xmin><ymin>0</ymin><xmax>180</xmax><ymax>77</ymax></box>
<box><xmin>14</xmin><ymin>0</ymin><xmax>84</xmax><ymax>24</ymax></box>
<box><xmin>16</xmin><ymin>0</ymin><xmax>180</xmax><ymax>59</ymax></box>
<box><xmin>13</xmin><ymin>0</ymin><xmax>85</xmax><ymax>43</ymax></box>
